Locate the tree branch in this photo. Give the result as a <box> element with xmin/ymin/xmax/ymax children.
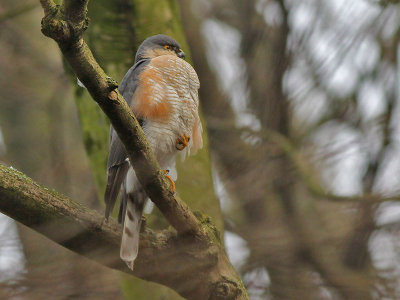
<box><xmin>259</xmin><ymin>128</ymin><xmax>400</xmax><ymax>204</ymax></box>
<box><xmin>39</xmin><ymin>0</ymin><xmax>56</xmax><ymax>15</ymax></box>
<box><xmin>63</xmin><ymin>0</ymin><xmax>89</xmax><ymax>24</ymax></box>
<box><xmin>0</xmin><ymin>164</ymin><xmax>245</xmax><ymax>299</ymax></box>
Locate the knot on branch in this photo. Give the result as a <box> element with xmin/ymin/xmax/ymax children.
<box><xmin>108</xmin><ymin>90</ymin><xmax>120</xmax><ymax>102</ymax></box>
<box><xmin>41</xmin><ymin>5</ymin><xmax>89</xmax><ymax>45</ymax></box>
<box><xmin>210</xmin><ymin>278</ymin><xmax>242</xmax><ymax>300</ymax></box>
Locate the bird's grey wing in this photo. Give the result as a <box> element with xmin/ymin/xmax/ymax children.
<box><xmin>104</xmin><ymin>59</ymin><xmax>150</xmax><ymax>220</ymax></box>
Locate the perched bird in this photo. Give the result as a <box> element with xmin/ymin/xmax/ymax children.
<box><xmin>104</xmin><ymin>34</ymin><xmax>203</xmax><ymax>270</ymax></box>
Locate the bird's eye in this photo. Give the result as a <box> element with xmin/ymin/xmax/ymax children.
<box><xmin>164</xmin><ymin>45</ymin><xmax>171</xmax><ymax>50</ymax></box>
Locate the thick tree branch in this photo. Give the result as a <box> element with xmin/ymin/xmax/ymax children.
<box><xmin>0</xmin><ymin>164</ymin><xmax>245</xmax><ymax>299</ymax></box>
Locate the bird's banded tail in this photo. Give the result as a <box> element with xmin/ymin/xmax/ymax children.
<box><xmin>120</xmin><ymin>193</ymin><xmax>145</xmax><ymax>270</ymax></box>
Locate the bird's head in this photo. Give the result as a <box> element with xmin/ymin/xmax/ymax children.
<box><xmin>135</xmin><ymin>34</ymin><xmax>186</xmax><ymax>62</ymax></box>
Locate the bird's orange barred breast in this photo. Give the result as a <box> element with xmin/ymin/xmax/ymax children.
<box><xmin>131</xmin><ymin>54</ymin><xmax>202</xmax><ymax>155</ymax></box>
<box><xmin>132</xmin><ymin>61</ymin><xmax>171</xmax><ymax>121</ymax></box>
<box><xmin>132</xmin><ymin>55</ymin><xmax>199</xmax><ymax>120</ymax></box>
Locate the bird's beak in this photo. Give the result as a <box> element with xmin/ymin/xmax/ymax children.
<box><xmin>177</xmin><ymin>50</ymin><xmax>186</xmax><ymax>59</ymax></box>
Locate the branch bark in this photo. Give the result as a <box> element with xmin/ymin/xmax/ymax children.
<box><xmin>0</xmin><ymin>164</ymin><xmax>246</xmax><ymax>299</ymax></box>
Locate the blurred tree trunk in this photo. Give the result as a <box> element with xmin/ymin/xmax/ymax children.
<box><xmin>179</xmin><ymin>1</ymin><xmax>380</xmax><ymax>299</ymax></box>
<box><xmin>178</xmin><ymin>1</ymin><xmax>313</xmax><ymax>298</ymax></box>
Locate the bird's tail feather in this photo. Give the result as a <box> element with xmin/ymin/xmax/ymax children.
<box><xmin>104</xmin><ymin>163</ymin><xmax>128</xmax><ymax>220</ymax></box>
<box><xmin>118</xmin><ymin>183</ymin><xmax>127</xmax><ymax>224</ymax></box>
<box><xmin>120</xmin><ymin>193</ymin><xmax>145</xmax><ymax>270</ymax></box>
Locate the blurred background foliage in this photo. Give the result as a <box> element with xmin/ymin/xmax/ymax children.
<box><xmin>1</xmin><ymin>0</ymin><xmax>400</xmax><ymax>299</ymax></box>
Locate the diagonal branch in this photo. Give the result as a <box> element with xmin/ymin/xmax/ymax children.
<box><xmin>39</xmin><ymin>0</ymin><xmax>201</xmax><ymax>237</ymax></box>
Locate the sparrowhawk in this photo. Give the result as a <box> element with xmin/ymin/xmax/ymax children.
<box><xmin>104</xmin><ymin>34</ymin><xmax>203</xmax><ymax>270</ymax></box>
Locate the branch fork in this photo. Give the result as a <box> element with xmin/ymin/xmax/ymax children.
<box><xmin>40</xmin><ymin>2</ymin><xmax>88</xmax><ymax>45</ymax></box>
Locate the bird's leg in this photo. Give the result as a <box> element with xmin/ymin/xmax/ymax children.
<box><xmin>176</xmin><ymin>134</ymin><xmax>190</xmax><ymax>151</ymax></box>
<box><xmin>163</xmin><ymin>169</ymin><xmax>176</xmax><ymax>192</ymax></box>
<box><xmin>140</xmin><ymin>216</ymin><xmax>147</xmax><ymax>232</ymax></box>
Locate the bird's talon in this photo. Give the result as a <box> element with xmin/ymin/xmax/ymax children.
<box><xmin>163</xmin><ymin>170</ymin><xmax>176</xmax><ymax>192</ymax></box>
<box><xmin>176</xmin><ymin>135</ymin><xmax>190</xmax><ymax>151</ymax></box>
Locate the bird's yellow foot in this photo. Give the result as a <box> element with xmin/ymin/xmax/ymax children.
<box><xmin>163</xmin><ymin>170</ymin><xmax>175</xmax><ymax>192</ymax></box>
<box><xmin>176</xmin><ymin>135</ymin><xmax>190</xmax><ymax>151</ymax></box>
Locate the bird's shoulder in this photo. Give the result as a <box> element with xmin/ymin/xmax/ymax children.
<box><xmin>145</xmin><ymin>55</ymin><xmax>200</xmax><ymax>89</ymax></box>
<box><xmin>118</xmin><ymin>59</ymin><xmax>151</xmax><ymax>105</ymax></box>
<box><xmin>106</xmin><ymin>60</ymin><xmax>150</xmax><ymax>170</ymax></box>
